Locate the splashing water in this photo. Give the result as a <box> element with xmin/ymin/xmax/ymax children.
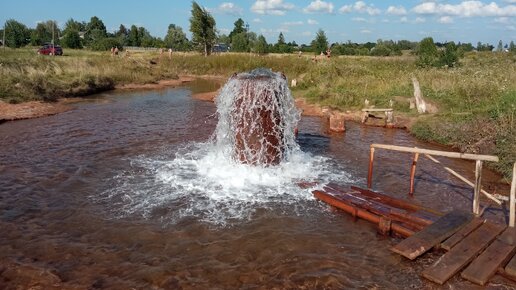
<box><xmin>98</xmin><ymin>69</ymin><xmax>354</xmax><ymax>225</ymax></box>
<box><xmin>215</xmin><ymin>68</ymin><xmax>300</xmax><ymax>166</ymax></box>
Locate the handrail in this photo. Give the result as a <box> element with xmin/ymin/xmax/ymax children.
<box><xmin>371</xmin><ymin>143</ymin><xmax>499</xmax><ymax>162</ymax></box>
<box><xmin>367</xmin><ymin>143</ymin><xmax>500</xmax><ymax>217</ymax></box>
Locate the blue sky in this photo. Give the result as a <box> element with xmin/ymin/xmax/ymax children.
<box><xmin>2</xmin><ymin>1</ymin><xmax>515</xmax><ymax>45</ymax></box>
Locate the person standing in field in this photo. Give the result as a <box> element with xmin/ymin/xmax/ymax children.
<box><xmin>168</xmin><ymin>48</ymin><xmax>172</xmax><ymax>59</ymax></box>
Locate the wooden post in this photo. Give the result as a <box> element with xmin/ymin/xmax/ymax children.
<box><xmin>367</xmin><ymin>147</ymin><xmax>375</xmax><ymax>189</ymax></box>
<box><xmin>409</xmin><ymin>152</ymin><xmax>420</xmax><ymax>196</ymax></box>
<box><xmin>510</xmin><ymin>162</ymin><xmax>516</xmax><ymax>227</ymax></box>
<box><xmin>473</xmin><ymin>160</ymin><xmax>483</xmax><ymax>215</ymax></box>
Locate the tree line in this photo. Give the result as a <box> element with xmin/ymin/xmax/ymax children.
<box><xmin>1</xmin><ymin>1</ymin><xmax>515</xmax><ymax>58</ymax></box>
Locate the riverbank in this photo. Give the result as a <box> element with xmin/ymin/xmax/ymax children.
<box><xmin>0</xmin><ymin>48</ymin><xmax>514</xmax><ymax>178</ymax></box>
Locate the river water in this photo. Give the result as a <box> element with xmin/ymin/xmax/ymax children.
<box><xmin>0</xmin><ymin>82</ymin><xmax>512</xmax><ymax>289</ymax></box>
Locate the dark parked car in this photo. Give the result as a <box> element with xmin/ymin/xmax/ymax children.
<box><xmin>37</xmin><ymin>44</ymin><xmax>63</xmax><ymax>55</ymax></box>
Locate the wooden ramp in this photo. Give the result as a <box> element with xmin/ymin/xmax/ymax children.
<box><xmin>313</xmin><ymin>184</ymin><xmax>441</xmax><ymax>237</ymax></box>
<box><xmin>421</xmin><ymin>221</ymin><xmax>506</xmax><ymax>284</ymax></box>
<box><xmin>391</xmin><ymin>211</ymin><xmax>473</xmax><ymax>260</ymax></box>
<box><xmin>313</xmin><ymin>185</ymin><xmax>516</xmax><ymax>286</ymax></box>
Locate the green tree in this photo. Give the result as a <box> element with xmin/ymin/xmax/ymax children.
<box><xmin>217</xmin><ymin>34</ymin><xmax>230</xmax><ymax>45</ymax></box>
<box><xmin>229</xmin><ymin>18</ymin><xmax>245</xmax><ymax>40</ymax></box>
<box><xmin>254</xmin><ymin>34</ymin><xmax>268</xmax><ymax>54</ymax></box>
<box><xmin>274</xmin><ymin>32</ymin><xmax>291</xmax><ymax>53</ymax></box>
<box><xmin>115</xmin><ymin>24</ymin><xmax>128</xmax><ymax>46</ymax></box>
<box><xmin>4</xmin><ymin>19</ymin><xmax>30</xmax><ymax>48</ymax></box>
<box><xmin>127</xmin><ymin>25</ymin><xmax>140</xmax><ymax>46</ymax></box>
<box><xmin>61</xmin><ymin>30</ymin><xmax>83</xmax><ymax>49</ymax></box>
<box><xmin>63</xmin><ymin>18</ymin><xmax>85</xmax><ymax>35</ymax></box>
<box><xmin>370</xmin><ymin>44</ymin><xmax>391</xmax><ymax>56</ymax></box>
<box><xmin>277</xmin><ymin>32</ymin><xmax>286</xmax><ymax>46</ymax></box>
<box><xmin>510</xmin><ymin>41</ymin><xmax>516</xmax><ymax>53</ymax></box>
<box><xmin>189</xmin><ymin>1</ymin><xmax>216</xmax><ymax>56</ymax></box>
<box><xmin>416</xmin><ymin>37</ymin><xmax>439</xmax><ymax>67</ymax></box>
<box><xmin>231</xmin><ymin>32</ymin><xmax>248</xmax><ymax>52</ymax></box>
<box><xmin>164</xmin><ymin>24</ymin><xmax>190</xmax><ymax>51</ymax></box>
<box><xmin>439</xmin><ymin>41</ymin><xmax>459</xmax><ymax>67</ymax></box>
<box><xmin>138</xmin><ymin>27</ymin><xmax>154</xmax><ymax>47</ymax></box>
<box><xmin>85</xmin><ymin>16</ymin><xmax>107</xmax><ymax>45</ymax></box>
<box><xmin>30</xmin><ymin>21</ymin><xmax>58</xmax><ymax>46</ymax></box>
<box><xmin>311</xmin><ymin>29</ymin><xmax>328</xmax><ymax>55</ymax></box>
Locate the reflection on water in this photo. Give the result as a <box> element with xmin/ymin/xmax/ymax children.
<box><xmin>0</xmin><ymin>86</ymin><xmax>511</xmax><ymax>289</ymax></box>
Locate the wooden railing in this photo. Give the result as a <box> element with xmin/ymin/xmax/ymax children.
<box><xmin>366</xmin><ymin>144</ymin><xmax>514</xmax><ymax>223</ymax></box>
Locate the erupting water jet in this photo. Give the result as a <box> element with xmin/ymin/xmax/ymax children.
<box><xmin>214</xmin><ymin>68</ymin><xmax>300</xmax><ymax>166</ymax></box>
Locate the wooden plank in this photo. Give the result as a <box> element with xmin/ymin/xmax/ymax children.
<box><xmin>503</xmin><ymin>228</ymin><xmax>516</xmax><ymax>277</ymax></box>
<box><xmin>461</xmin><ymin>228</ymin><xmax>516</xmax><ymax>285</ymax></box>
<box><xmin>391</xmin><ymin>211</ymin><xmax>473</xmax><ymax>260</ymax></box>
<box><xmin>371</xmin><ymin>143</ymin><xmax>499</xmax><ymax>162</ymax></box>
<box><xmin>440</xmin><ymin>218</ymin><xmax>485</xmax><ymax>251</ymax></box>
<box><xmin>313</xmin><ymin>190</ymin><xmax>414</xmax><ymax>237</ymax></box>
<box><xmin>350</xmin><ymin>185</ymin><xmax>442</xmax><ymax>217</ymax></box>
<box><xmin>324</xmin><ymin>186</ymin><xmax>430</xmax><ymax>231</ymax></box>
<box><xmin>422</xmin><ymin>221</ymin><xmax>506</xmax><ymax>285</ymax></box>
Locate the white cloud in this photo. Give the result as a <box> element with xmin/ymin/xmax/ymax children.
<box><xmin>339</xmin><ymin>1</ymin><xmax>380</xmax><ymax>16</ymax></box>
<box><xmin>217</xmin><ymin>2</ymin><xmax>243</xmax><ymax>16</ymax></box>
<box><xmin>307</xmin><ymin>18</ymin><xmax>318</xmax><ymax>25</ymax></box>
<box><xmin>508</xmin><ymin>25</ymin><xmax>516</xmax><ymax>30</ymax></box>
<box><xmin>253</xmin><ymin>18</ymin><xmax>262</xmax><ymax>23</ymax></box>
<box><xmin>360</xmin><ymin>29</ymin><xmax>372</xmax><ymax>34</ymax></box>
<box><xmin>386</xmin><ymin>5</ymin><xmax>407</xmax><ymax>15</ymax></box>
<box><xmin>301</xmin><ymin>31</ymin><xmax>313</xmax><ymax>36</ymax></box>
<box><xmin>494</xmin><ymin>17</ymin><xmax>511</xmax><ymax>24</ymax></box>
<box><xmin>251</xmin><ymin>0</ymin><xmax>295</xmax><ymax>16</ymax></box>
<box><xmin>260</xmin><ymin>28</ymin><xmax>289</xmax><ymax>35</ymax></box>
<box><xmin>400</xmin><ymin>17</ymin><xmax>408</xmax><ymax>23</ymax></box>
<box><xmin>283</xmin><ymin>21</ymin><xmax>304</xmax><ymax>26</ymax></box>
<box><xmin>415</xmin><ymin>17</ymin><xmax>426</xmax><ymax>23</ymax></box>
<box><xmin>304</xmin><ymin>0</ymin><xmax>334</xmax><ymax>14</ymax></box>
<box><xmin>352</xmin><ymin>17</ymin><xmax>367</xmax><ymax>22</ymax></box>
<box><xmin>438</xmin><ymin>16</ymin><xmax>454</xmax><ymax>23</ymax></box>
<box><xmin>413</xmin><ymin>1</ymin><xmax>516</xmax><ymax>17</ymax></box>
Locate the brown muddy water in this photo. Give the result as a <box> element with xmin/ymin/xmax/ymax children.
<box><xmin>0</xmin><ymin>82</ymin><xmax>513</xmax><ymax>289</ymax></box>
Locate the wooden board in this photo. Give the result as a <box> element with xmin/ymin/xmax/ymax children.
<box><xmin>322</xmin><ymin>186</ymin><xmax>433</xmax><ymax>231</ymax></box>
<box><xmin>350</xmin><ymin>185</ymin><xmax>442</xmax><ymax>217</ymax></box>
<box><xmin>421</xmin><ymin>221</ymin><xmax>506</xmax><ymax>285</ymax></box>
<box><xmin>503</xmin><ymin>228</ymin><xmax>516</xmax><ymax>278</ymax></box>
<box><xmin>440</xmin><ymin>218</ymin><xmax>485</xmax><ymax>251</ymax></box>
<box><xmin>313</xmin><ymin>189</ymin><xmax>414</xmax><ymax>237</ymax></box>
<box><xmin>391</xmin><ymin>211</ymin><xmax>473</xmax><ymax>260</ymax></box>
<box><xmin>461</xmin><ymin>233</ymin><xmax>516</xmax><ymax>285</ymax></box>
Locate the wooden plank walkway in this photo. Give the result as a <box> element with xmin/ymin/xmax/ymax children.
<box><xmin>421</xmin><ymin>221</ymin><xmax>506</xmax><ymax>284</ymax></box>
<box><xmin>440</xmin><ymin>218</ymin><xmax>484</xmax><ymax>251</ymax></box>
<box><xmin>461</xmin><ymin>228</ymin><xmax>516</xmax><ymax>285</ymax></box>
<box><xmin>313</xmin><ymin>185</ymin><xmax>516</xmax><ymax>286</ymax></box>
<box><xmin>391</xmin><ymin>211</ymin><xmax>472</xmax><ymax>260</ymax></box>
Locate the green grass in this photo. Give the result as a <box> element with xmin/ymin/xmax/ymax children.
<box><xmin>1</xmin><ymin>48</ymin><xmax>515</xmax><ymax>179</ymax></box>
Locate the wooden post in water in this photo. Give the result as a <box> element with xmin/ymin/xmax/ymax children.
<box><xmin>510</xmin><ymin>162</ymin><xmax>516</xmax><ymax>227</ymax></box>
<box><xmin>367</xmin><ymin>146</ymin><xmax>375</xmax><ymax>189</ymax></box>
<box><xmin>473</xmin><ymin>160</ymin><xmax>483</xmax><ymax>215</ymax></box>
<box><xmin>409</xmin><ymin>152</ymin><xmax>420</xmax><ymax>196</ymax></box>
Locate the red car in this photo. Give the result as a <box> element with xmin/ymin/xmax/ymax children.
<box><xmin>37</xmin><ymin>44</ymin><xmax>63</xmax><ymax>56</ymax></box>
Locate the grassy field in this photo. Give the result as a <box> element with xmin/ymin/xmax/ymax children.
<box><xmin>1</xmin><ymin>48</ymin><xmax>515</xmax><ymax>179</ymax></box>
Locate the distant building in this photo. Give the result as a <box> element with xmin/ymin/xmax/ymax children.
<box><xmin>213</xmin><ymin>43</ymin><xmax>229</xmax><ymax>53</ymax></box>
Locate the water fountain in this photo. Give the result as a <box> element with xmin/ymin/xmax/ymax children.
<box><xmin>214</xmin><ymin>68</ymin><xmax>300</xmax><ymax>166</ymax></box>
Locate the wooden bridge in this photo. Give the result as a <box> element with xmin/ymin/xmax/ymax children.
<box><xmin>314</xmin><ymin>144</ymin><xmax>516</xmax><ymax>286</ymax></box>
